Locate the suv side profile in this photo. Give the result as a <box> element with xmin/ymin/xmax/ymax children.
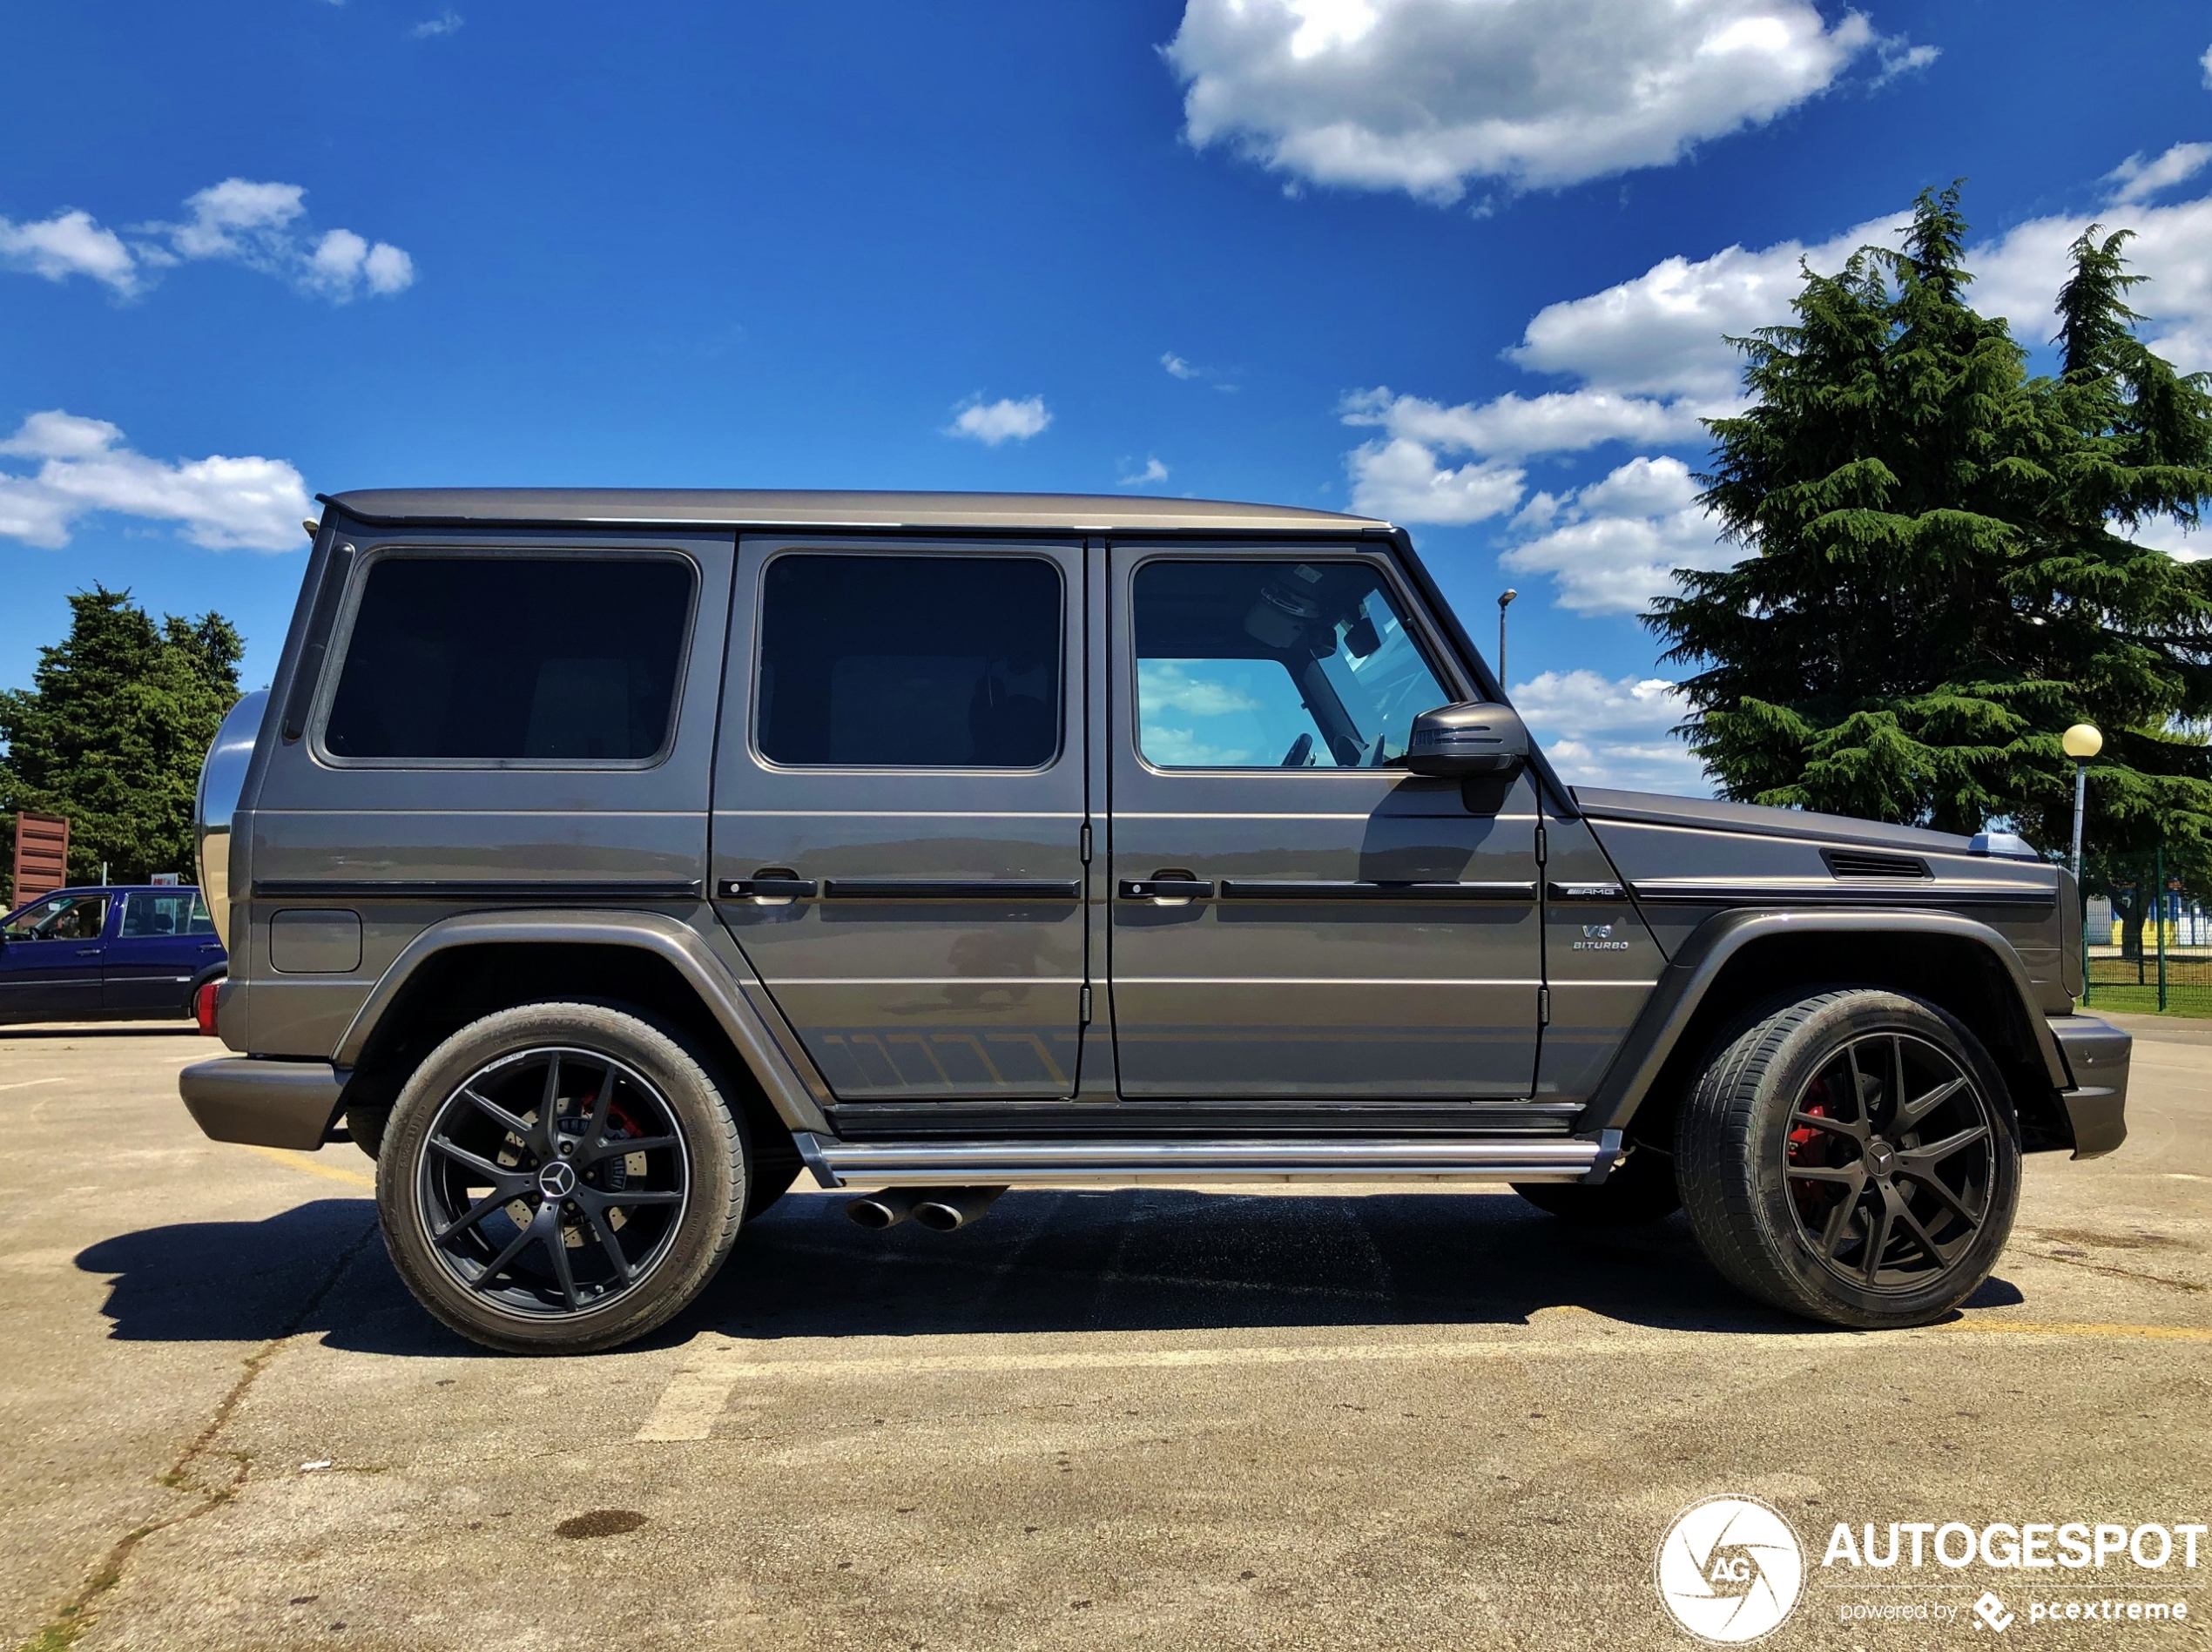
<box><xmin>180</xmin><ymin>490</ymin><xmax>2130</xmax><ymax>1353</ymax></box>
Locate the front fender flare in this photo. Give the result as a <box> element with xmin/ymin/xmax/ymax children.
<box><xmin>332</xmin><ymin>908</ymin><xmax>831</xmax><ymax>1135</ymax></box>
<box><xmin>1580</xmin><ymin>907</ymin><xmax>2067</xmax><ymax>1134</ymax></box>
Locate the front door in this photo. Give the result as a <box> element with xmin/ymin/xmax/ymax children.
<box><xmin>711</xmin><ymin>538</ymin><xmax>1089</xmax><ymax>1102</ymax></box>
<box><xmin>0</xmin><ymin>892</ymin><xmax>111</xmax><ymax>1022</ymax></box>
<box><xmin>1106</xmin><ymin>546</ymin><xmax>1542</xmax><ymax>1098</ymax></box>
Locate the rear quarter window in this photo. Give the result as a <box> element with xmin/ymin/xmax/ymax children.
<box><xmin>321</xmin><ymin>556</ymin><xmax>694</xmax><ymax>764</ymax></box>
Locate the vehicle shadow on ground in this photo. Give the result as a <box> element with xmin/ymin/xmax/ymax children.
<box><xmin>74</xmin><ymin>1188</ymin><xmax>2025</xmax><ymax>1355</ymax></box>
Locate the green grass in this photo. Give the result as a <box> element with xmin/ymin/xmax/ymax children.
<box><xmin>2079</xmin><ymin>983</ymin><xmax>2212</xmax><ymax>1018</ymax></box>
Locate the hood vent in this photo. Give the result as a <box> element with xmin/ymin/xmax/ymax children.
<box><xmin>1824</xmin><ymin>848</ymin><xmax>1932</xmax><ymax>880</ymax></box>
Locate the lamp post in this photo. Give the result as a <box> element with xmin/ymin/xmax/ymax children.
<box><xmin>1496</xmin><ymin>589</ymin><xmax>1518</xmax><ymax>693</ymax></box>
<box><xmin>2062</xmin><ymin>722</ymin><xmax>2102</xmax><ymax>882</ymax></box>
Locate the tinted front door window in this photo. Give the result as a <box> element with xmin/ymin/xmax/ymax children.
<box><xmin>1135</xmin><ymin>561</ymin><xmax>1447</xmax><ymax>769</ymax></box>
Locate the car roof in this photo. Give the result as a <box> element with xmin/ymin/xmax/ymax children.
<box><xmin>322</xmin><ymin>489</ymin><xmax>1389</xmax><ymax>535</ymax></box>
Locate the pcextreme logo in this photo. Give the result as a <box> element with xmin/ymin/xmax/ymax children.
<box><xmin>1655</xmin><ymin>1495</ymin><xmax>1806</xmax><ymax>1643</ymax></box>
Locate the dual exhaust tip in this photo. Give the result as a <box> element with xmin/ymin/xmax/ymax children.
<box><xmin>845</xmin><ymin>1185</ymin><xmax>1006</xmax><ymax>1232</ymax></box>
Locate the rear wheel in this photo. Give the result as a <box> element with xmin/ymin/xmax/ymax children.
<box><xmin>376</xmin><ymin>1001</ymin><xmax>747</xmax><ymax>1353</ymax></box>
<box><xmin>1676</xmin><ymin>988</ymin><xmax>2019</xmax><ymax>1329</ymax></box>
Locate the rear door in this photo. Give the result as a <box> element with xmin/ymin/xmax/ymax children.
<box><xmin>1105</xmin><ymin>544</ymin><xmax>1542</xmax><ymax>1099</ymax></box>
<box><xmin>104</xmin><ymin>890</ymin><xmax>220</xmax><ymax>1016</ymax></box>
<box><xmin>711</xmin><ymin>538</ymin><xmax>1089</xmax><ymax>1102</ymax></box>
<box><xmin>0</xmin><ymin>893</ymin><xmax>110</xmax><ymax>1022</ymax></box>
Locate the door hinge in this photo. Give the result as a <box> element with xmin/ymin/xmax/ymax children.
<box><xmin>1534</xmin><ymin>824</ymin><xmax>1548</xmax><ymax>866</ymax></box>
<box><xmin>1081</xmin><ymin>985</ymin><xmax>1094</xmax><ymax>1024</ymax></box>
<box><xmin>1538</xmin><ymin>986</ymin><xmax>1550</xmax><ymax>1025</ymax></box>
<box><xmin>1080</xmin><ymin>822</ymin><xmax>1093</xmax><ymax>864</ymax></box>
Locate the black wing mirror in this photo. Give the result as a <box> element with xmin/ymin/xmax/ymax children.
<box><xmin>1405</xmin><ymin>701</ymin><xmax>1529</xmax><ymax>778</ymax></box>
<box><xmin>1405</xmin><ymin>702</ymin><xmax>1530</xmax><ymax>815</ymax></box>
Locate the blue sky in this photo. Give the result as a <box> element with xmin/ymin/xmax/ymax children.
<box><xmin>5</xmin><ymin>0</ymin><xmax>2211</xmax><ymax>793</ymax></box>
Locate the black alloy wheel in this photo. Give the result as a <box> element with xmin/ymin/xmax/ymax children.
<box><xmin>1781</xmin><ymin>1030</ymin><xmax>1997</xmax><ymax>1291</ymax></box>
<box><xmin>417</xmin><ymin>1046</ymin><xmax>691</xmax><ymax>1317</ymax></box>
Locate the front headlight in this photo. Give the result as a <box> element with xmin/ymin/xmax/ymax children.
<box><xmin>196</xmin><ymin>689</ymin><xmax>268</xmax><ymax>947</ymax></box>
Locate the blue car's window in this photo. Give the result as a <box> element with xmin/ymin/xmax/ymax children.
<box><xmin>2</xmin><ymin>893</ymin><xmax>106</xmax><ymax>941</ymax></box>
<box><xmin>122</xmin><ymin>893</ymin><xmax>210</xmax><ymax>938</ymax></box>
<box><xmin>756</xmin><ymin>554</ymin><xmax>1062</xmax><ymax>768</ymax></box>
<box><xmin>324</xmin><ymin>556</ymin><xmax>695</xmax><ymax>763</ymax></box>
<box><xmin>1133</xmin><ymin>561</ymin><xmax>1448</xmax><ymax>769</ymax></box>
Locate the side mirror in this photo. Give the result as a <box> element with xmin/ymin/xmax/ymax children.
<box><xmin>1404</xmin><ymin>701</ymin><xmax>1529</xmax><ymax>779</ymax></box>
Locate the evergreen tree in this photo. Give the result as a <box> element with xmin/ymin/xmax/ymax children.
<box><xmin>1649</xmin><ymin>185</ymin><xmax>2212</xmax><ymax>888</ymax></box>
<box><xmin>0</xmin><ymin>587</ymin><xmax>243</xmax><ymax>898</ymax></box>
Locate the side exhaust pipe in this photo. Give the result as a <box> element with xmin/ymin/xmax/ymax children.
<box><xmin>845</xmin><ymin>1189</ymin><xmax>920</xmax><ymax>1230</ymax></box>
<box><xmin>911</xmin><ymin>1186</ymin><xmax>1006</xmax><ymax>1232</ymax></box>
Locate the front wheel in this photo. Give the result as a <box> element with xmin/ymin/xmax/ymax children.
<box><xmin>376</xmin><ymin>1001</ymin><xmax>748</xmax><ymax>1353</ymax></box>
<box><xmin>1676</xmin><ymin>988</ymin><xmax>2020</xmax><ymax>1329</ymax></box>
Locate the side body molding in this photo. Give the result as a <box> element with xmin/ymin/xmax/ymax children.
<box><xmin>333</xmin><ymin>908</ymin><xmax>832</xmax><ymax>1136</ymax></box>
<box><xmin>1580</xmin><ymin>908</ymin><xmax>2071</xmax><ymax>1134</ymax></box>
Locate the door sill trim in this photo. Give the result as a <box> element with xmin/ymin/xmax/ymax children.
<box><xmin>794</xmin><ymin>1130</ymin><xmax>1622</xmax><ymax>1188</ymax></box>
<box><xmin>826</xmin><ymin>1100</ymin><xmax>1583</xmax><ymax>1140</ymax></box>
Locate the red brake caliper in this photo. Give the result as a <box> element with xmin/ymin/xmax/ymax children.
<box><xmin>1786</xmin><ymin>1086</ymin><xmax>1832</xmax><ymax>1223</ymax></box>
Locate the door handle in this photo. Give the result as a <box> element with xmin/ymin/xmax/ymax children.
<box><xmin>199</xmin><ymin>942</ymin><xmax>225</xmax><ymax>950</ymax></box>
<box><xmin>719</xmin><ymin>873</ymin><xmax>819</xmax><ymax>900</ymax></box>
<box><xmin>77</xmin><ymin>947</ymin><xmax>101</xmax><ymax>956</ymax></box>
<box><xmin>1120</xmin><ymin>874</ymin><xmax>1216</xmax><ymax>900</ymax></box>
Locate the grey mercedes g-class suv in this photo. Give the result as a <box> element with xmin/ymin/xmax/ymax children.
<box><xmin>180</xmin><ymin>489</ymin><xmax>2129</xmax><ymax>1353</ymax></box>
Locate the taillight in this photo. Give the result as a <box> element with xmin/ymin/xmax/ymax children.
<box><xmin>194</xmin><ymin>979</ymin><xmax>222</xmax><ymax>1036</ymax></box>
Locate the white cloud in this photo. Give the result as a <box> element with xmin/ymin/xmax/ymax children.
<box><xmin>1345</xmin><ymin>435</ymin><xmax>1524</xmax><ymax>524</ymax></box>
<box><xmin>2107</xmin><ymin>143</ymin><xmax>2212</xmax><ymax>206</ymax></box>
<box><xmin>0</xmin><ymin>410</ymin><xmax>310</xmax><ymax>552</ymax></box>
<box><xmin>945</xmin><ymin>395</ymin><xmax>1052</xmax><ymax>445</ymax></box>
<box><xmin>1162</xmin><ymin>352</ymin><xmax>1199</xmax><ymax>379</ymax></box>
<box><xmin>1870</xmin><ymin>34</ymin><xmax>1939</xmax><ymax>88</ymax></box>
<box><xmin>1501</xmin><ymin>455</ymin><xmax>1735</xmax><ymax>615</ymax></box>
<box><xmin>2202</xmin><ymin>42</ymin><xmax>2212</xmax><ymax>91</ymax></box>
<box><xmin>410</xmin><ymin>10</ymin><xmax>462</xmax><ymax>37</ymax></box>
<box><xmin>1343</xmin><ymin>384</ymin><xmax>1713</xmax><ymax>460</ymax></box>
<box><xmin>1119</xmin><ymin>456</ymin><xmax>1171</xmax><ymax>486</ymax></box>
<box><xmin>1164</xmin><ymin>0</ymin><xmax>1895</xmax><ymax>201</ymax></box>
<box><xmin>2126</xmin><ymin>513</ymin><xmax>2209</xmax><ymax>562</ymax></box>
<box><xmin>1508</xmin><ymin>668</ymin><xmax>1708</xmax><ymax>794</ymax></box>
<box><xmin>0</xmin><ymin>208</ymin><xmax>140</xmax><ymax>293</ymax></box>
<box><xmin>0</xmin><ymin>179</ymin><xmax>413</xmax><ymax>302</ymax></box>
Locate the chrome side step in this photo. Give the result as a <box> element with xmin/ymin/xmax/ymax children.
<box><xmin>793</xmin><ymin>1131</ymin><xmax>1623</xmax><ymax>1190</ymax></box>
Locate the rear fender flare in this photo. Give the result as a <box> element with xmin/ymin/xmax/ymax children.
<box><xmin>332</xmin><ymin>908</ymin><xmax>831</xmax><ymax>1135</ymax></box>
<box><xmin>1581</xmin><ymin>908</ymin><xmax>2067</xmax><ymax>1134</ymax></box>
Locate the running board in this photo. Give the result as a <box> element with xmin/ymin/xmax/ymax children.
<box><xmin>792</xmin><ymin>1131</ymin><xmax>1623</xmax><ymax>1190</ymax></box>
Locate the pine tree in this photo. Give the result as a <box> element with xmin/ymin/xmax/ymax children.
<box><xmin>0</xmin><ymin>587</ymin><xmax>243</xmax><ymax>897</ymax></box>
<box><xmin>1649</xmin><ymin>185</ymin><xmax>2212</xmax><ymax>888</ymax></box>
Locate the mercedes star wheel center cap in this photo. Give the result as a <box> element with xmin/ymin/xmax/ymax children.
<box><xmin>537</xmin><ymin>1161</ymin><xmax>578</xmax><ymax>1200</ymax></box>
<box><xmin>1866</xmin><ymin>1142</ymin><xmax>1897</xmax><ymax>1177</ymax></box>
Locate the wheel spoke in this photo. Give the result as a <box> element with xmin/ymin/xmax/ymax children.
<box><xmin>582</xmin><ymin>1199</ymin><xmax>633</xmax><ymax>1285</ymax></box>
<box><xmin>542</xmin><ymin>1213</ymin><xmax>582</xmax><ymax>1311</ymax></box>
<box><xmin>1817</xmin><ymin>1185</ymin><xmax>1862</xmax><ymax>1260</ymax></box>
<box><xmin>577</xmin><ymin>1130</ymin><xmax>678</xmax><ymax>1168</ymax></box>
<box><xmin>1790</xmin><ymin>1109</ymin><xmax>1867</xmax><ymax>1143</ymax></box>
<box><xmin>582</xmin><ymin>1062</ymin><xmax>619</xmax><ymax>1157</ymax></box>
<box><xmin>604</xmin><ymin>1189</ymin><xmax>683</xmax><ymax>1206</ymax></box>
<box><xmin>429</xmin><ymin>1136</ymin><xmax>529</xmax><ymax>1188</ymax></box>
<box><xmin>536</xmin><ymin>1051</ymin><xmax>563</xmax><ymax>1155</ymax></box>
<box><xmin>1861</xmin><ymin>1196</ymin><xmax>1894</xmax><ymax>1283</ymax></box>
<box><xmin>1891</xmin><ymin>1193</ymin><xmax>1951</xmax><ymax>1269</ymax></box>
<box><xmin>1897</xmin><ymin>1075</ymin><xmax>1967</xmax><ymax>1133</ymax></box>
<box><xmin>433</xmin><ymin>1186</ymin><xmax>518</xmax><ymax>1244</ymax></box>
<box><xmin>462</xmin><ymin>1086</ymin><xmax>535</xmax><ymax>1143</ymax></box>
<box><xmin>1898</xmin><ymin>1123</ymin><xmax>1990</xmax><ymax>1170</ymax></box>
<box><xmin>1898</xmin><ymin>1163</ymin><xmax>1981</xmax><ymax>1226</ymax></box>
<box><xmin>1888</xmin><ymin>1037</ymin><xmax>1907</xmax><ymax>1129</ymax></box>
<box><xmin>1845</xmin><ymin>1043</ymin><xmax>1871</xmax><ymax>1123</ymax></box>
<box><xmin>469</xmin><ymin>1208</ymin><xmax>544</xmax><ymax>1291</ymax></box>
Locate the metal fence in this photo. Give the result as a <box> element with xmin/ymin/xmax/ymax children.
<box><xmin>2081</xmin><ymin>846</ymin><xmax>2212</xmax><ymax>1017</ymax></box>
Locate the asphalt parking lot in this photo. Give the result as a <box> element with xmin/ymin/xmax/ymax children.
<box><xmin>3</xmin><ymin>1020</ymin><xmax>2209</xmax><ymax>1652</ymax></box>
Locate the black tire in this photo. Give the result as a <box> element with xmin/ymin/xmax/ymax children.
<box><xmin>375</xmin><ymin>1001</ymin><xmax>749</xmax><ymax>1354</ymax></box>
<box><xmin>1514</xmin><ymin>1146</ymin><xmax>1681</xmax><ymax>1225</ymax></box>
<box><xmin>1676</xmin><ymin>988</ymin><xmax>2020</xmax><ymax>1329</ymax></box>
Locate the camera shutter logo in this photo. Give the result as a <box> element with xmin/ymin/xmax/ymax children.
<box><xmin>1655</xmin><ymin>1495</ymin><xmax>1805</xmax><ymax>1643</ymax></box>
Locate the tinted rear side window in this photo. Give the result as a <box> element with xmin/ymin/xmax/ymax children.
<box><xmin>324</xmin><ymin>557</ymin><xmax>693</xmax><ymax>761</ymax></box>
<box><xmin>756</xmin><ymin>555</ymin><xmax>1062</xmax><ymax>767</ymax></box>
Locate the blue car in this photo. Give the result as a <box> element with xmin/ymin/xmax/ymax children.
<box><xmin>0</xmin><ymin>885</ymin><xmax>227</xmax><ymax>1026</ymax></box>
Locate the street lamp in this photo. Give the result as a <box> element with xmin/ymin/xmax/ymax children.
<box><xmin>2062</xmin><ymin>722</ymin><xmax>2102</xmax><ymax>881</ymax></box>
<box><xmin>1496</xmin><ymin>589</ymin><xmax>1518</xmax><ymax>693</ymax></box>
